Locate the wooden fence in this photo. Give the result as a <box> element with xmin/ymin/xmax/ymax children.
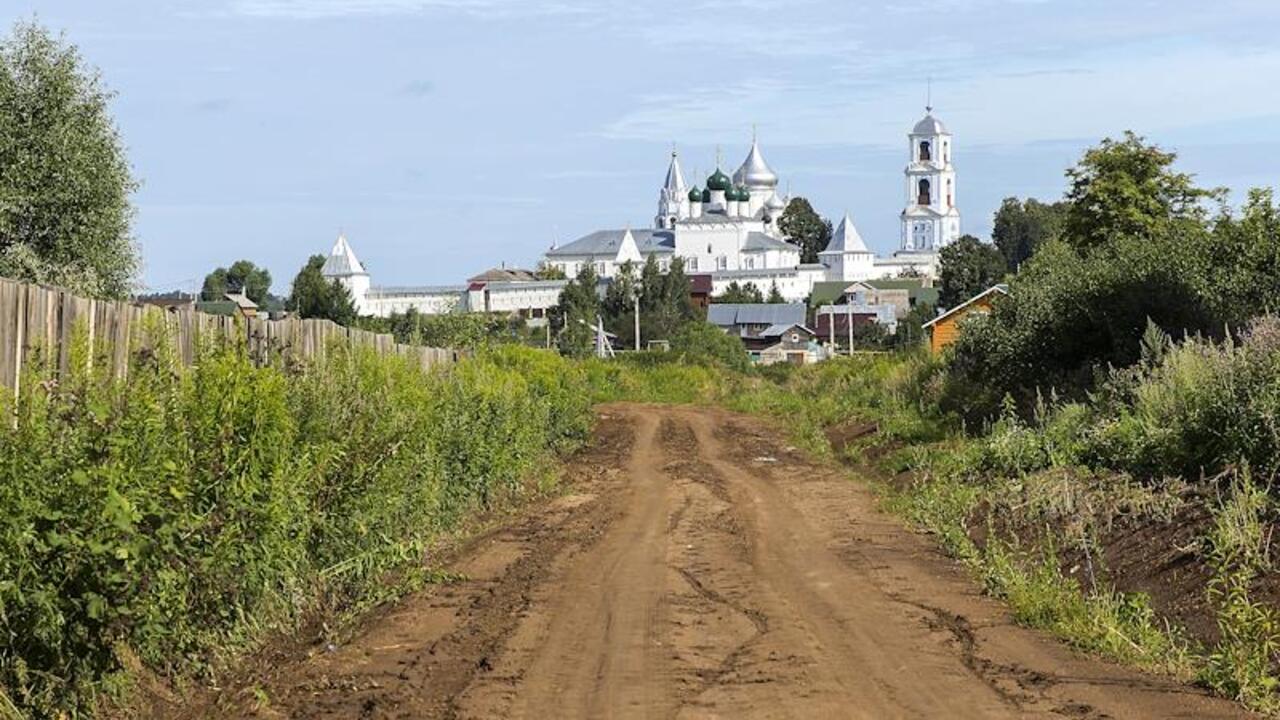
<box><xmin>0</xmin><ymin>277</ymin><xmax>458</xmax><ymax>397</ymax></box>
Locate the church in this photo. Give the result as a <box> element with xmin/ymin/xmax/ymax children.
<box><xmin>541</xmin><ymin>109</ymin><xmax>962</xmax><ymax>301</ymax></box>
<box><xmin>323</xmin><ymin>109</ymin><xmax>962</xmax><ymax>315</ymax></box>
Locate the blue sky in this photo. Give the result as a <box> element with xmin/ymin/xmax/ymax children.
<box><xmin>12</xmin><ymin>0</ymin><xmax>1280</xmax><ymax>293</ymax></box>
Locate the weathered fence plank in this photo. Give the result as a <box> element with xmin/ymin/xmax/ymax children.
<box><xmin>0</xmin><ymin>277</ymin><xmax>455</xmax><ymax>395</ymax></box>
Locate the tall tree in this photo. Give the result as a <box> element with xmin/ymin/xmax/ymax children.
<box><xmin>766</xmin><ymin>282</ymin><xmax>785</xmax><ymax>304</ymax></box>
<box><xmin>552</xmin><ymin>263</ymin><xmax>600</xmax><ymax>356</ymax></box>
<box><xmin>938</xmin><ymin>234</ymin><xmax>1007</xmax><ymax>308</ymax></box>
<box><xmin>0</xmin><ymin>21</ymin><xmax>139</xmax><ymax>298</ymax></box>
<box><xmin>1063</xmin><ymin>131</ymin><xmax>1220</xmax><ymax>253</ymax></box>
<box><xmin>638</xmin><ymin>255</ymin><xmax>697</xmax><ymax>341</ymax></box>
<box><xmin>602</xmin><ymin>260</ymin><xmax>640</xmax><ymax>348</ymax></box>
<box><xmin>287</xmin><ymin>255</ymin><xmax>356</xmax><ymax>325</ymax></box>
<box><xmin>778</xmin><ymin>198</ymin><xmax>832</xmax><ymax>264</ymax></box>
<box><xmin>201</xmin><ymin>259</ymin><xmax>272</xmax><ymax>304</ymax></box>
<box><xmin>991</xmin><ymin>197</ymin><xmax>1067</xmax><ymax>269</ymax></box>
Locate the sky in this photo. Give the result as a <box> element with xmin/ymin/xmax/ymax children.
<box><xmin>10</xmin><ymin>0</ymin><xmax>1280</xmax><ymax>293</ymax></box>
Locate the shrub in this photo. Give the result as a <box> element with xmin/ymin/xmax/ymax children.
<box><xmin>0</xmin><ymin>334</ymin><xmax>589</xmax><ymax>717</ymax></box>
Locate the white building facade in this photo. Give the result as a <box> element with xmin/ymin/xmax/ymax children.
<box><xmin>544</xmin><ymin>111</ymin><xmax>960</xmax><ymax>301</ymax></box>
<box><xmin>321</xmin><ymin>110</ymin><xmax>961</xmax><ymax>315</ymax></box>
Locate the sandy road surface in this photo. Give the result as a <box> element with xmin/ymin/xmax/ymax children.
<box><xmin>202</xmin><ymin>404</ymin><xmax>1254</xmax><ymax>719</ymax></box>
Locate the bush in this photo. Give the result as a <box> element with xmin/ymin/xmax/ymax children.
<box><xmin>669</xmin><ymin>322</ymin><xmax>751</xmax><ymax>373</ymax></box>
<box><xmin>0</xmin><ymin>334</ymin><xmax>589</xmax><ymax>717</ymax></box>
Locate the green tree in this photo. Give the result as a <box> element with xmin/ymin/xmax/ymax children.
<box><xmin>286</xmin><ymin>255</ymin><xmax>356</xmax><ymax>325</ymax></box>
<box><xmin>201</xmin><ymin>259</ymin><xmax>272</xmax><ymax>304</ymax></box>
<box><xmin>991</xmin><ymin>197</ymin><xmax>1067</xmax><ymax>268</ymax></box>
<box><xmin>778</xmin><ymin>197</ymin><xmax>832</xmax><ymax>264</ymax></box>
<box><xmin>0</xmin><ymin>21</ymin><xmax>139</xmax><ymax>298</ymax></box>
<box><xmin>640</xmin><ymin>255</ymin><xmax>697</xmax><ymax>341</ymax></box>
<box><xmin>713</xmin><ymin>280</ymin><xmax>763</xmax><ymax>304</ymax></box>
<box><xmin>938</xmin><ymin>235</ymin><xmax>1007</xmax><ymax>308</ymax></box>
<box><xmin>535</xmin><ymin>260</ymin><xmax>566</xmax><ymax>280</ymax></box>
<box><xmin>602</xmin><ymin>260</ymin><xmax>640</xmax><ymax>348</ymax></box>
<box><xmin>552</xmin><ymin>263</ymin><xmax>600</xmax><ymax>356</ymax></box>
<box><xmin>1063</xmin><ymin>131</ymin><xmax>1220</xmax><ymax>253</ymax></box>
<box><xmin>766</xmin><ymin>282</ymin><xmax>785</xmax><ymax>304</ymax></box>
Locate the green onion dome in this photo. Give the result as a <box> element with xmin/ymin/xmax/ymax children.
<box><xmin>706</xmin><ymin>168</ymin><xmax>732</xmax><ymax>191</ymax></box>
<box><xmin>733</xmin><ymin>185</ymin><xmax>750</xmax><ymax>202</ymax></box>
<box><xmin>702</xmin><ymin>188</ymin><xmax>712</xmax><ymax>203</ymax></box>
<box><xmin>688</xmin><ymin>186</ymin><xmax>703</xmax><ymax>202</ymax></box>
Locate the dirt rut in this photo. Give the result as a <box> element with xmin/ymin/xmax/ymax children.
<box><xmin>197</xmin><ymin>404</ymin><xmax>1256</xmax><ymax>719</ymax></box>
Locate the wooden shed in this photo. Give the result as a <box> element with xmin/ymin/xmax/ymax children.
<box><xmin>921</xmin><ymin>284</ymin><xmax>1008</xmax><ymax>354</ymax></box>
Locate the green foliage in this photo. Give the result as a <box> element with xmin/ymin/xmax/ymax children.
<box><xmin>766</xmin><ymin>282</ymin><xmax>785</xmax><ymax>304</ymax></box>
<box><xmin>602</xmin><ymin>260</ymin><xmax>639</xmax><ymax>349</ymax></box>
<box><xmin>670</xmin><ymin>322</ymin><xmax>751</xmax><ymax>373</ymax></box>
<box><xmin>0</xmin><ymin>333</ymin><xmax>589</xmax><ymax>717</ymax></box>
<box><xmin>1200</xmin><ymin>472</ymin><xmax>1280</xmax><ymax>713</ymax></box>
<box><xmin>1063</xmin><ymin>131</ymin><xmax>1221</xmax><ymax>254</ymax></box>
<box><xmin>551</xmin><ymin>263</ymin><xmax>600</xmax><ymax>356</ymax></box>
<box><xmin>778</xmin><ymin>197</ymin><xmax>832</xmax><ymax>264</ymax></box>
<box><xmin>361</xmin><ymin>308</ymin><xmax>526</xmax><ymax>349</ymax></box>
<box><xmin>201</xmin><ymin>259</ymin><xmax>272</xmax><ymax>304</ymax></box>
<box><xmin>937</xmin><ymin>234</ymin><xmax>1007</xmax><ymax>309</ymax></box>
<box><xmin>639</xmin><ymin>255</ymin><xmax>698</xmax><ymax>342</ymax></box>
<box><xmin>287</xmin><ymin>254</ymin><xmax>357</xmax><ymax>325</ymax></box>
<box><xmin>0</xmin><ymin>20</ymin><xmax>138</xmax><ymax>298</ymax></box>
<box><xmin>712</xmin><ymin>280</ymin><xmax>764</xmax><ymax>304</ymax></box>
<box><xmin>992</xmin><ymin>197</ymin><xmax>1067</xmax><ymax>268</ymax></box>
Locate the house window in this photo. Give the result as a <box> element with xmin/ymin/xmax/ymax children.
<box><xmin>716</xmin><ymin>255</ymin><xmax>728</xmax><ymax>270</ymax></box>
<box><xmin>919</xmin><ymin>140</ymin><xmax>931</xmax><ymax>161</ymax></box>
<box><xmin>917</xmin><ymin>178</ymin><xmax>931</xmax><ymax>205</ymax></box>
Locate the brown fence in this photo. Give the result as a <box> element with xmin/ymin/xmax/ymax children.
<box><xmin>0</xmin><ymin>277</ymin><xmax>458</xmax><ymax>396</ymax></box>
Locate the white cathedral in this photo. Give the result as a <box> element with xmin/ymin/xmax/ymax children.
<box><xmin>541</xmin><ymin>109</ymin><xmax>961</xmax><ymax>300</ymax></box>
<box><xmin>323</xmin><ymin>110</ymin><xmax>962</xmax><ymax>316</ymax></box>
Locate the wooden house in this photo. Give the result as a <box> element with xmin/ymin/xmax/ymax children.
<box><xmin>921</xmin><ymin>284</ymin><xmax>1008</xmax><ymax>354</ymax></box>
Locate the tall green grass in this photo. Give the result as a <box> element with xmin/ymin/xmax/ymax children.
<box><xmin>0</xmin><ymin>330</ymin><xmax>589</xmax><ymax>718</ymax></box>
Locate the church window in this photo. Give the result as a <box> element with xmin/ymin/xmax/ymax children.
<box><xmin>596</xmin><ymin>261</ymin><xmax>607</xmax><ymax>275</ymax></box>
<box><xmin>943</xmin><ymin>142</ymin><xmax>950</xmax><ymax>162</ymax></box>
<box><xmin>919</xmin><ymin>141</ymin><xmax>931</xmax><ymax>161</ymax></box>
<box><xmin>687</xmin><ymin>257</ymin><xmax>698</xmax><ymax>271</ymax></box>
<box><xmin>947</xmin><ymin>179</ymin><xmax>953</xmax><ymax>207</ymax></box>
<box><xmin>917</xmin><ymin>179</ymin><xmax>931</xmax><ymax>205</ymax></box>
<box><xmin>669</xmin><ymin>216</ymin><xmax>677</xmax><ymax>227</ymax></box>
<box><xmin>716</xmin><ymin>255</ymin><xmax>728</xmax><ymax>270</ymax></box>
<box><xmin>745</xmin><ymin>256</ymin><xmax>755</xmax><ymax>269</ymax></box>
<box><xmin>659</xmin><ymin>258</ymin><xmax>670</xmax><ymax>271</ymax></box>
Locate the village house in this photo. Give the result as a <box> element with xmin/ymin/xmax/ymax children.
<box><xmin>755</xmin><ymin>323</ymin><xmax>825</xmax><ymax>366</ymax></box>
<box><xmin>921</xmin><ymin>284</ymin><xmax>1008</xmax><ymax>354</ymax></box>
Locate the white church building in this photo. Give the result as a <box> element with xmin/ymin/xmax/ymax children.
<box><xmin>323</xmin><ymin>110</ymin><xmax>962</xmax><ymax>314</ymax></box>
<box><xmin>541</xmin><ymin>110</ymin><xmax>961</xmax><ymax>301</ymax></box>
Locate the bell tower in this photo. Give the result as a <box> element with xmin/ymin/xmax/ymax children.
<box><xmin>899</xmin><ymin>106</ymin><xmax>960</xmax><ymax>252</ymax></box>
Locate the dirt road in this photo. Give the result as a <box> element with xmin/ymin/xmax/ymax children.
<box><xmin>211</xmin><ymin>404</ymin><xmax>1253</xmax><ymax>719</ymax></box>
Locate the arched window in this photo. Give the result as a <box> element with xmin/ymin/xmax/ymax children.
<box><xmin>919</xmin><ymin>141</ymin><xmax>931</xmax><ymax>161</ymax></box>
<box><xmin>917</xmin><ymin>179</ymin><xmax>931</xmax><ymax>205</ymax></box>
<box><xmin>947</xmin><ymin>179</ymin><xmax>953</xmax><ymax>208</ymax></box>
<box><xmin>943</xmin><ymin>142</ymin><xmax>950</xmax><ymax>162</ymax></box>
<box><xmin>669</xmin><ymin>216</ymin><xmax>677</xmax><ymax>227</ymax></box>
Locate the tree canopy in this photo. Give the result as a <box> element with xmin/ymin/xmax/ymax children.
<box><xmin>938</xmin><ymin>235</ymin><xmax>1007</xmax><ymax>308</ymax></box>
<box><xmin>0</xmin><ymin>21</ymin><xmax>138</xmax><ymax>298</ymax></box>
<box><xmin>712</xmin><ymin>281</ymin><xmax>764</xmax><ymax>304</ymax></box>
<box><xmin>991</xmin><ymin>197</ymin><xmax>1066</xmax><ymax>269</ymax></box>
<box><xmin>201</xmin><ymin>260</ymin><xmax>272</xmax><ymax>304</ymax></box>
<box><xmin>778</xmin><ymin>198</ymin><xmax>832</xmax><ymax>264</ymax></box>
<box><xmin>1062</xmin><ymin>131</ymin><xmax>1220</xmax><ymax>253</ymax></box>
<box><xmin>286</xmin><ymin>255</ymin><xmax>356</xmax><ymax>325</ymax></box>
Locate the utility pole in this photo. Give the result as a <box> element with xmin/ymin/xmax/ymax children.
<box><xmin>634</xmin><ymin>294</ymin><xmax>640</xmax><ymax>352</ymax></box>
<box><xmin>847</xmin><ymin>303</ymin><xmax>854</xmax><ymax>357</ymax></box>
